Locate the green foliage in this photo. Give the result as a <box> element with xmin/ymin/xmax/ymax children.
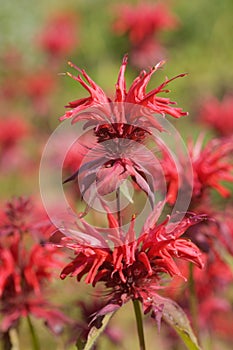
<box><xmin>76</xmin><ymin>312</ymin><xmax>114</xmax><ymax>350</ymax></box>
<box><xmin>162</xmin><ymin>298</ymin><xmax>202</xmax><ymax>350</ymax></box>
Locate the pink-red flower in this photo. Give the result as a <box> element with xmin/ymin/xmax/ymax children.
<box><xmin>113</xmin><ymin>3</ymin><xmax>178</xmax><ymax>44</ymax></box>
<box><xmin>112</xmin><ymin>2</ymin><xmax>179</xmax><ymax>67</ymax></box>
<box><xmin>61</xmin><ymin>55</ymin><xmax>187</xmax><ymax>124</ymax></box>
<box><xmin>0</xmin><ymin>241</ymin><xmax>60</xmax><ymax>298</ymax></box>
<box><xmin>199</xmin><ymin>94</ymin><xmax>233</xmax><ymax>137</ymax></box>
<box><xmin>60</xmin><ymin>210</ymin><xmax>205</xmax><ymax>325</ymax></box>
<box><xmin>0</xmin><ymin>196</ymin><xmax>53</xmax><ymax>241</ymax></box>
<box><xmin>61</xmin><ymin>56</ymin><xmax>187</xmax><ymax>204</ymax></box>
<box><xmin>161</xmin><ymin>136</ymin><xmax>233</xmax><ymax>205</ymax></box>
<box><xmin>0</xmin><ymin>197</ymin><xmax>68</xmax><ymax>334</ymax></box>
<box><xmin>189</xmin><ymin>136</ymin><xmax>233</xmax><ymax>199</ymax></box>
<box><xmin>63</xmin><ymin>136</ymin><xmax>159</xmax><ymax>211</ymax></box>
<box><xmin>38</xmin><ymin>12</ymin><xmax>78</xmax><ymax>59</ymax></box>
<box><xmin>0</xmin><ymin>116</ymin><xmax>30</xmax><ymax>173</ymax></box>
<box><xmin>23</xmin><ymin>69</ymin><xmax>56</xmax><ymax>115</ymax></box>
<box><xmin>0</xmin><ymin>116</ymin><xmax>28</xmax><ymax>152</ymax></box>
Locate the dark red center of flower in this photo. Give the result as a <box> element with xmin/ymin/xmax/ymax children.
<box><xmin>94</xmin><ymin>123</ymin><xmax>149</xmax><ymax>143</ymax></box>
<box><xmin>104</xmin><ymin>260</ymin><xmax>151</xmax><ymax>301</ymax></box>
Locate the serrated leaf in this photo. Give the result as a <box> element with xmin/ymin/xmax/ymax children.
<box><xmin>76</xmin><ymin>312</ymin><xmax>114</xmax><ymax>350</ymax></box>
<box><xmin>162</xmin><ymin>298</ymin><xmax>202</xmax><ymax>350</ymax></box>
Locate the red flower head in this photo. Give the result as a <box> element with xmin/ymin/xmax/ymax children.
<box><xmin>60</xmin><ymin>209</ymin><xmax>205</xmax><ymax>326</ymax></box>
<box><xmin>24</xmin><ymin>70</ymin><xmax>56</xmax><ymax>115</ymax></box>
<box><xmin>0</xmin><ymin>197</ymin><xmax>67</xmax><ymax>334</ymax></box>
<box><xmin>61</xmin><ymin>56</ymin><xmax>187</xmax><ymax>207</ymax></box>
<box><xmin>0</xmin><ymin>196</ymin><xmax>55</xmax><ymax>241</ymax></box>
<box><xmin>38</xmin><ymin>12</ymin><xmax>78</xmax><ymax>59</ymax></box>
<box><xmin>0</xmin><ymin>116</ymin><xmax>28</xmax><ymax>152</ymax></box>
<box><xmin>112</xmin><ymin>3</ymin><xmax>179</xmax><ymax>68</ymax></box>
<box><xmin>160</xmin><ymin>135</ymin><xmax>233</xmax><ymax>205</ymax></box>
<box><xmin>199</xmin><ymin>94</ymin><xmax>233</xmax><ymax>137</ymax></box>
<box><xmin>61</xmin><ymin>55</ymin><xmax>187</xmax><ymax>124</ymax></box>
<box><xmin>0</xmin><ymin>197</ymin><xmax>62</xmax><ymax>297</ymax></box>
<box><xmin>0</xmin><ymin>116</ymin><xmax>30</xmax><ymax>173</ymax></box>
<box><xmin>189</xmin><ymin>136</ymin><xmax>233</xmax><ymax>200</ymax></box>
<box><xmin>112</xmin><ymin>2</ymin><xmax>178</xmax><ymax>44</ymax></box>
<box><xmin>0</xmin><ymin>242</ymin><xmax>60</xmax><ymax>299</ymax></box>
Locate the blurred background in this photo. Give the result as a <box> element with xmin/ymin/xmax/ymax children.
<box><xmin>0</xmin><ymin>0</ymin><xmax>233</xmax><ymax>349</ymax></box>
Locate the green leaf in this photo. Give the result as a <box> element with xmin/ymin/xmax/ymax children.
<box><xmin>162</xmin><ymin>298</ymin><xmax>202</xmax><ymax>350</ymax></box>
<box><xmin>120</xmin><ymin>181</ymin><xmax>134</xmax><ymax>204</ymax></box>
<box><xmin>76</xmin><ymin>312</ymin><xmax>114</xmax><ymax>350</ymax></box>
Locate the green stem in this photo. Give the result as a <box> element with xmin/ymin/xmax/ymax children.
<box><xmin>132</xmin><ymin>300</ymin><xmax>146</xmax><ymax>350</ymax></box>
<box><xmin>26</xmin><ymin>315</ymin><xmax>40</xmax><ymax>350</ymax></box>
<box><xmin>116</xmin><ymin>187</ymin><xmax>122</xmax><ymax>227</ymax></box>
<box><xmin>188</xmin><ymin>263</ymin><xmax>199</xmax><ymax>340</ymax></box>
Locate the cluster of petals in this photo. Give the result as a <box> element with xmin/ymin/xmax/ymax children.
<box><xmin>0</xmin><ymin>197</ymin><xmax>66</xmax><ymax>333</ymax></box>
<box><xmin>199</xmin><ymin>94</ymin><xmax>233</xmax><ymax>136</ymax></box>
<box><xmin>189</xmin><ymin>136</ymin><xmax>233</xmax><ymax>199</ymax></box>
<box><xmin>0</xmin><ymin>237</ymin><xmax>61</xmax><ymax>299</ymax></box>
<box><xmin>60</xmin><ymin>55</ymin><xmax>187</xmax><ymax>126</ymax></box>
<box><xmin>112</xmin><ymin>2</ymin><xmax>179</xmax><ymax>67</ymax></box>
<box><xmin>0</xmin><ymin>198</ymin><xmax>62</xmax><ymax>298</ymax></box>
<box><xmin>23</xmin><ymin>70</ymin><xmax>56</xmax><ymax>114</ymax></box>
<box><xmin>160</xmin><ymin>136</ymin><xmax>233</xmax><ymax>205</ymax></box>
<box><xmin>0</xmin><ymin>242</ymin><xmax>69</xmax><ymax>334</ymax></box>
<box><xmin>63</xmin><ymin>137</ymin><xmax>161</xmax><ymax>212</ymax></box>
<box><xmin>0</xmin><ymin>196</ymin><xmax>54</xmax><ymax>240</ymax></box>
<box><xmin>60</xmin><ymin>210</ymin><xmax>205</xmax><ymax>313</ymax></box>
<box><xmin>61</xmin><ymin>56</ymin><xmax>187</xmax><ymax>205</ymax></box>
<box><xmin>0</xmin><ymin>116</ymin><xmax>31</xmax><ymax>173</ymax></box>
<box><xmin>112</xmin><ymin>2</ymin><xmax>179</xmax><ymax>45</ymax></box>
<box><xmin>0</xmin><ymin>116</ymin><xmax>28</xmax><ymax>151</ymax></box>
<box><xmin>38</xmin><ymin>12</ymin><xmax>78</xmax><ymax>58</ymax></box>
